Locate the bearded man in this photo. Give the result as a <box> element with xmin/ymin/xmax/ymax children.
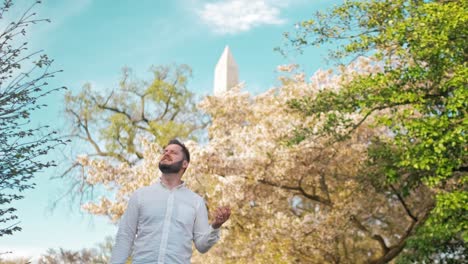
<box><xmin>110</xmin><ymin>139</ymin><xmax>231</xmax><ymax>264</ymax></box>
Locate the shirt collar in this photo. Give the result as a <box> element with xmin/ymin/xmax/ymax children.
<box><xmin>158</xmin><ymin>177</ymin><xmax>186</xmax><ymax>190</ymax></box>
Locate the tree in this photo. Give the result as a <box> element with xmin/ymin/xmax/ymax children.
<box><xmin>284</xmin><ymin>0</ymin><xmax>467</xmax><ymax>262</ymax></box>
<box><xmin>59</xmin><ymin>64</ymin><xmax>205</xmax><ymax>203</ymax></box>
<box><xmin>190</xmin><ymin>67</ymin><xmax>436</xmax><ymax>263</ymax></box>
<box><xmin>37</xmin><ymin>235</ymin><xmax>115</xmax><ymax>264</ymax></box>
<box><xmin>78</xmin><ymin>62</ymin><xmax>432</xmax><ymax>263</ymax></box>
<box><xmin>0</xmin><ymin>0</ymin><xmax>66</xmax><ymax>237</ymax></box>
<box><xmin>0</xmin><ymin>255</ymin><xmax>31</xmax><ymax>264</ymax></box>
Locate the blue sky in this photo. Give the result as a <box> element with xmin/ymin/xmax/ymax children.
<box><xmin>1</xmin><ymin>0</ymin><xmax>341</xmax><ymax>260</ymax></box>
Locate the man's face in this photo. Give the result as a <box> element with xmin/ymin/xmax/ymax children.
<box><xmin>158</xmin><ymin>144</ymin><xmax>188</xmax><ymax>174</ymax></box>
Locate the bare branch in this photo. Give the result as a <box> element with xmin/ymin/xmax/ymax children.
<box><xmin>258</xmin><ymin>179</ymin><xmax>332</xmax><ymax>206</ymax></box>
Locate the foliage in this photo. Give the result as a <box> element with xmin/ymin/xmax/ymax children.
<box><xmin>79</xmin><ymin>62</ymin><xmax>433</xmax><ymax>263</ymax></box>
<box><xmin>0</xmin><ymin>0</ymin><xmax>66</xmax><ymax>237</ymax></box>
<box><xmin>37</xmin><ymin>236</ymin><xmax>115</xmax><ymax>264</ymax></box>
<box><xmin>284</xmin><ymin>0</ymin><xmax>467</xmax><ymax>262</ymax></box>
<box><xmin>0</xmin><ymin>256</ymin><xmax>30</xmax><ymax>264</ymax></box>
<box><xmin>66</xmin><ymin>1</ymin><xmax>466</xmax><ymax>262</ymax></box>
<box><xmin>60</xmin><ymin>64</ymin><xmax>205</xmax><ymax>203</ymax></box>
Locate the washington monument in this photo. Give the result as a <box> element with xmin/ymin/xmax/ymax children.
<box><xmin>213</xmin><ymin>46</ymin><xmax>239</xmax><ymax>96</ymax></box>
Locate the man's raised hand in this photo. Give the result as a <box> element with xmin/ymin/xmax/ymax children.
<box><xmin>211</xmin><ymin>206</ymin><xmax>231</xmax><ymax>229</ymax></box>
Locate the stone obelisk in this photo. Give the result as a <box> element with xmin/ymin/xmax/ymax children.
<box><xmin>214</xmin><ymin>46</ymin><xmax>239</xmax><ymax>96</ymax></box>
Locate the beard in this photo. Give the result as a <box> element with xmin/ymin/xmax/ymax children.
<box><xmin>159</xmin><ymin>159</ymin><xmax>184</xmax><ymax>174</ymax></box>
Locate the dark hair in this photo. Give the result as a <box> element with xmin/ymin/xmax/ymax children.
<box><xmin>167</xmin><ymin>139</ymin><xmax>190</xmax><ymax>162</ymax></box>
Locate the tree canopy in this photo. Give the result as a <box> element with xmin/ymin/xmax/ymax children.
<box><xmin>78</xmin><ymin>63</ymin><xmax>434</xmax><ymax>263</ymax></box>
<box><xmin>62</xmin><ymin>0</ymin><xmax>466</xmax><ymax>262</ymax></box>
<box><xmin>37</xmin><ymin>236</ymin><xmax>114</xmax><ymax>264</ymax></box>
<box><xmin>285</xmin><ymin>0</ymin><xmax>467</xmax><ymax>262</ymax></box>
<box><xmin>60</xmin><ymin>64</ymin><xmax>205</xmax><ymax>203</ymax></box>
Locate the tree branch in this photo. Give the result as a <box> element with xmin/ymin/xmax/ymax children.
<box><xmin>258</xmin><ymin>179</ymin><xmax>332</xmax><ymax>206</ymax></box>
<box><xmin>349</xmin><ymin>215</ymin><xmax>390</xmax><ymax>254</ymax></box>
<box><xmin>390</xmin><ymin>184</ymin><xmax>418</xmax><ymax>222</ymax></box>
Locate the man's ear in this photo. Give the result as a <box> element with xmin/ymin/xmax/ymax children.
<box><xmin>182</xmin><ymin>160</ymin><xmax>189</xmax><ymax>170</ymax></box>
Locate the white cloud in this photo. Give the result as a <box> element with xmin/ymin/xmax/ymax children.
<box><xmin>197</xmin><ymin>0</ymin><xmax>288</xmax><ymax>34</ymax></box>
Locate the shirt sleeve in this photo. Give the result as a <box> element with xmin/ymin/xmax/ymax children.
<box><xmin>192</xmin><ymin>198</ymin><xmax>220</xmax><ymax>253</ymax></box>
<box><xmin>110</xmin><ymin>191</ymin><xmax>139</xmax><ymax>264</ymax></box>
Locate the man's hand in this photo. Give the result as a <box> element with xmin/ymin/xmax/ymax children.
<box><xmin>211</xmin><ymin>206</ymin><xmax>231</xmax><ymax>229</ymax></box>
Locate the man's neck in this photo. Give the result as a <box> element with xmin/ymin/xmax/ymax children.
<box><xmin>160</xmin><ymin>173</ymin><xmax>183</xmax><ymax>190</ymax></box>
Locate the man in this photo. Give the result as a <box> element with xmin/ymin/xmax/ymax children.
<box><xmin>111</xmin><ymin>139</ymin><xmax>231</xmax><ymax>264</ymax></box>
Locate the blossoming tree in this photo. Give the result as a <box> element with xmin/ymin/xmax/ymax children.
<box><xmin>77</xmin><ymin>58</ymin><xmax>432</xmax><ymax>263</ymax></box>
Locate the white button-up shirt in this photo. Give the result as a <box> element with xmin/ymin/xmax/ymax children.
<box><xmin>110</xmin><ymin>180</ymin><xmax>220</xmax><ymax>264</ymax></box>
